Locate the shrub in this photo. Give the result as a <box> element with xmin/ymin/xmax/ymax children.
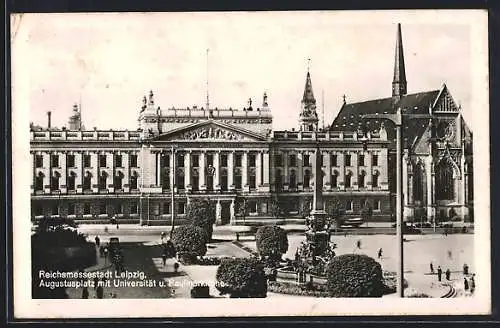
<box><xmin>186</xmin><ymin>198</ymin><xmax>216</xmax><ymax>241</ymax></box>
<box><xmin>215</xmin><ymin>258</ymin><xmax>267</xmax><ymax>298</ymax></box>
<box><xmin>171</xmin><ymin>225</ymin><xmax>208</xmax><ymax>264</ymax></box>
<box><xmin>325</xmin><ymin>254</ymin><xmax>385</xmax><ymax>297</ymax></box>
<box><xmin>268</xmin><ymin>281</ymin><xmax>331</xmax><ymax>297</ymax></box>
<box><xmin>255</xmin><ymin>225</ymin><xmax>288</xmax><ymax>263</ymax></box>
<box><xmin>190</xmin><ymin>284</ymin><xmax>211</xmax><ymax>298</ymax></box>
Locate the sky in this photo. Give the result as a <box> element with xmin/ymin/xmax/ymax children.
<box><xmin>11</xmin><ymin>11</ymin><xmax>487</xmax><ymax>132</ymax></box>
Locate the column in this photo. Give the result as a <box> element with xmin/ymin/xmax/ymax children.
<box><xmin>107</xmin><ymin>152</ymin><xmax>114</xmax><ymax>192</ymax></box>
<box><xmin>380</xmin><ymin>149</ymin><xmax>389</xmax><ymax>190</ymax></box>
<box><xmin>199</xmin><ymin>151</ymin><xmax>206</xmax><ymax>191</ymax></box>
<box><xmin>91</xmin><ymin>152</ymin><xmax>98</xmax><ymax>193</ymax></box>
<box><xmin>216</xmin><ymin>200</ymin><xmax>222</xmax><ymax>225</ymax></box>
<box><xmin>324</xmin><ymin>151</ymin><xmax>331</xmax><ymax>191</ymax></box>
<box><xmin>351</xmin><ymin>151</ymin><xmax>358</xmax><ymax>190</ymax></box>
<box><xmin>214</xmin><ymin>151</ymin><xmax>221</xmax><ymax>191</ymax></box>
<box><xmin>242</xmin><ymin>151</ymin><xmax>249</xmax><ymax>191</ymax></box>
<box><xmin>75</xmin><ymin>152</ymin><xmax>83</xmax><ymax>193</ymax></box>
<box><xmin>256</xmin><ymin>151</ymin><xmax>262</xmax><ymax>187</ymax></box>
<box><xmin>156</xmin><ymin>152</ymin><xmax>161</xmax><ymax>187</ymax></box>
<box><xmin>283</xmin><ymin>151</ymin><xmax>289</xmax><ymax>190</ymax></box>
<box><xmin>262</xmin><ymin>150</ymin><xmax>270</xmax><ymax>192</ymax></box>
<box><xmin>185</xmin><ymin>151</ymin><xmax>191</xmax><ymax>191</ymax></box>
<box><xmin>60</xmin><ymin>152</ymin><xmax>67</xmax><ymax>193</ymax></box>
<box><xmin>228</xmin><ymin>152</ymin><xmax>235</xmax><ymax>191</ymax></box>
<box><xmin>170</xmin><ymin>152</ymin><xmax>175</xmax><ymax>190</ymax></box>
<box><xmin>297</xmin><ymin>151</ymin><xmax>303</xmax><ymax>190</ymax></box>
<box><xmin>338</xmin><ymin>152</ymin><xmax>345</xmax><ymax>191</ymax></box>
<box><xmin>122</xmin><ymin>152</ymin><xmax>129</xmax><ymax>192</ymax></box>
<box><xmin>43</xmin><ymin>152</ymin><xmax>50</xmax><ymax>193</ymax></box>
<box><xmin>365</xmin><ymin>151</ymin><xmax>372</xmax><ymax>190</ymax></box>
<box><xmin>426</xmin><ymin>159</ymin><xmax>435</xmax><ymax>222</ymax></box>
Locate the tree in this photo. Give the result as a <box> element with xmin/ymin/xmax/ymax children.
<box><xmin>186</xmin><ymin>198</ymin><xmax>216</xmax><ymax>241</ymax></box>
<box><xmin>171</xmin><ymin>225</ymin><xmax>208</xmax><ymax>264</ymax></box>
<box><xmin>325</xmin><ymin>254</ymin><xmax>385</xmax><ymax>297</ymax></box>
<box><xmin>255</xmin><ymin>225</ymin><xmax>288</xmax><ymax>263</ymax></box>
<box><xmin>215</xmin><ymin>258</ymin><xmax>267</xmax><ymax>298</ymax></box>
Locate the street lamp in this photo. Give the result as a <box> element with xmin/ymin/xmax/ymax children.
<box><xmin>362</xmin><ymin>107</ymin><xmax>433</xmax><ymax>298</ymax></box>
<box><xmin>170</xmin><ymin>145</ymin><xmax>176</xmax><ymax>238</ymax></box>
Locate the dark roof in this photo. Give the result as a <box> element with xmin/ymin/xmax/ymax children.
<box><xmin>330</xmin><ymin>90</ymin><xmax>440</xmax><ymax>143</ymax></box>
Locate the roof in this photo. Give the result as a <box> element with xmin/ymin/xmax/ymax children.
<box><xmin>330</xmin><ymin>89</ymin><xmax>440</xmax><ymax>143</ymax></box>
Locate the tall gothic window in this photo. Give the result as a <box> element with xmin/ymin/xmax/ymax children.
<box><xmin>413</xmin><ymin>164</ymin><xmax>424</xmax><ymax>202</ymax></box>
<box><xmin>435</xmin><ymin>159</ymin><xmax>455</xmax><ymax>200</ymax></box>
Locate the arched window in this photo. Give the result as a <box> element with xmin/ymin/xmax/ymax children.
<box><xmin>358</xmin><ymin>170</ymin><xmax>366</xmax><ymax>188</ymax></box>
<box><xmin>275</xmin><ymin>169</ymin><xmax>283</xmax><ymax>191</ymax></box>
<box><xmin>345</xmin><ymin>171</ymin><xmax>352</xmax><ymax>188</ymax></box>
<box><xmin>51</xmin><ymin>171</ymin><xmax>61</xmax><ymax>191</ymax></box>
<box><xmin>289</xmin><ymin>170</ymin><xmax>297</xmax><ymax>189</ymax></box>
<box><xmin>372</xmin><ymin>170</ymin><xmax>379</xmax><ymax>188</ymax></box>
<box><xmin>114</xmin><ymin>171</ymin><xmax>124</xmax><ymax>190</ymax></box>
<box><xmin>331</xmin><ymin>170</ymin><xmax>338</xmax><ymax>188</ymax></box>
<box><xmin>435</xmin><ymin>159</ymin><xmax>455</xmax><ymax>200</ymax></box>
<box><xmin>130</xmin><ymin>171</ymin><xmax>139</xmax><ymax>190</ymax></box>
<box><xmin>304</xmin><ymin>170</ymin><xmax>311</xmax><ymax>188</ymax></box>
<box><xmin>99</xmin><ymin>171</ymin><xmax>108</xmax><ymax>190</ymax></box>
<box><xmin>35</xmin><ymin>172</ymin><xmax>44</xmax><ymax>191</ymax></box>
<box><xmin>413</xmin><ymin>164</ymin><xmax>424</xmax><ymax>202</ymax></box>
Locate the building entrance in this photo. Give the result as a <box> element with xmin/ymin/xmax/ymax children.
<box><xmin>221</xmin><ymin>202</ymin><xmax>231</xmax><ymax>225</ymax></box>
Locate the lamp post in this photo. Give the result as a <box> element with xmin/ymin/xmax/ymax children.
<box><xmin>170</xmin><ymin>145</ymin><xmax>176</xmax><ymax>238</ymax></box>
<box><xmin>362</xmin><ymin>107</ymin><xmax>433</xmax><ymax>298</ymax></box>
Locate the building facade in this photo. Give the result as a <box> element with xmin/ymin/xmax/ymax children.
<box><xmin>29</xmin><ymin>24</ymin><xmax>472</xmax><ymax>226</ymax></box>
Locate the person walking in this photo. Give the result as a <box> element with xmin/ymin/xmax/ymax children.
<box><xmin>470</xmin><ymin>274</ymin><xmax>476</xmax><ymax>294</ymax></box>
<box><xmin>463</xmin><ymin>263</ymin><xmax>469</xmax><ymax>275</ymax></box>
<box><xmin>95</xmin><ymin>236</ymin><xmax>100</xmax><ymax>248</ymax></box>
<box><xmin>445</xmin><ymin>268</ymin><xmax>451</xmax><ymax>281</ymax></box>
<box><xmin>356</xmin><ymin>240</ymin><xmax>362</xmax><ymax>249</ymax></box>
<box><xmin>464</xmin><ymin>277</ymin><xmax>469</xmax><ymax>292</ymax></box>
<box><xmin>430</xmin><ymin>262</ymin><xmax>434</xmax><ymax>274</ymax></box>
<box><xmin>82</xmin><ymin>286</ymin><xmax>89</xmax><ymax>299</ymax></box>
<box><xmin>378</xmin><ymin>248</ymin><xmax>383</xmax><ymax>259</ymax></box>
<box><xmin>437</xmin><ymin>266</ymin><xmax>442</xmax><ymax>282</ymax></box>
<box><xmin>162</xmin><ymin>253</ymin><xmax>167</xmax><ymax>267</ymax></box>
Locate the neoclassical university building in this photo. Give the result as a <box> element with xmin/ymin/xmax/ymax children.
<box><xmin>30</xmin><ymin>24</ymin><xmax>474</xmax><ymax>226</ymax></box>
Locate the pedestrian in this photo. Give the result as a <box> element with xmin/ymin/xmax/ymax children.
<box><xmin>430</xmin><ymin>262</ymin><xmax>434</xmax><ymax>274</ymax></box>
<box><xmin>470</xmin><ymin>274</ymin><xmax>476</xmax><ymax>294</ymax></box>
<box><xmin>95</xmin><ymin>236</ymin><xmax>100</xmax><ymax>248</ymax></box>
<box><xmin>161</xmin><ymin>232</ymin><xmax>166</xmax><ymax>244</ymax></box>
<box><xmin>378</xmin><ymin>248</ymin><xmax>383</xmax><ymax>259</ymax></box>
<box><xmin>104</xmin><ymin>226</ymin><xmax>109</xmax><ymax>234</ymax></box>
<box><xmin>162</xmin><ymin>253</ymin><xmax>167</xmax><ymax>266</ymax></box>
<box><xmin>463</xmin><ymin>263</ymin><xmax>468</xmax><ymax>275</ymax></box>
<box><xmin>357</xmin><ymin>240</ymin><xmax>361</xmax><ymax>249</ymax></box>
<box><xmin>82</xmin><ymin>286</ymin><xmax>89</xmax><ymax>299</ymax></box>
<box><xmin>437</xmin><ymin>266</ymin><xmax>442</xmax><ymax>282</ymax></box>
<box><xmin>96</xmin><ymin>285</ymin><xmax>104</xmax><ymax>299</ymax></box>
<box><xmin>445</xmin><ymin>268</ymin><xmax>451</xmax><ymax>281</ymax></box>
<box><xmin>464</xmin><ymin>277</ymin><xmax>469</xmax><ymax>291</ymax></box>
<box><xmin>447</xmin><ymin>250</ymin><xmax>453</xmax><ymax>260</ymax></box>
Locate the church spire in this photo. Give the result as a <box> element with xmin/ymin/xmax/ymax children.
<box><xmin>392</xmin><ymin>23</ymin><xmax>407</xmax><ymax>100</ymax></box>
<box><xmin>299</xmin><ymin>59</ymin><xmax>319</xmax><ymax>131</ymax></box>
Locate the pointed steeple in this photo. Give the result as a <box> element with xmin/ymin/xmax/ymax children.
<box><xmin>392</xmin><ymin>23</ymin><xmax>407</xmax><ymax>99</ymax></box>
<box><xmin>299</xmin><ymin>63</ymin><xmax>319</xmax><ymax>131</ymax></box>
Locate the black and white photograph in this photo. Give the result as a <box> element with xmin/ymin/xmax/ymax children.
<box><xmin>11</xmin><ymin>10</ymin><xmax>490</xmax><ymax>318</ymax></box>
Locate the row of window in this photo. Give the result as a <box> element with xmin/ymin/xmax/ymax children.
<box><xmin>167</xmin><ymin>153</ymin><xmax>258</xmax><ymax>169</ymax></box>
<box><xmin>35</xmin><ymin>154</ymin><xmax>139</xmax><ymax>169</ymax></box>
<box><xmin>274</xmin><ymin>153</ymin><xmax>379</xmax><ymax>167</ymax></box>
<box><xmin>34</xmin><ymin>201</ymin><xmax>188</xmax><ymax>216</ymax></box>
<box><xmin>34</xmin><ymin>172</ymin><xmax>139</xmax><ymax>192</ymax></box>
<box><xmin>275</xmin><ymin>170</ymin><xmax>381</xmax><ymax>189</ymax></box>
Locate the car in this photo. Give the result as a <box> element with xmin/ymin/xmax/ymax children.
<box><xmin>414</xmin><ymin>222</ymin><xmax>432</xmax><ymax>228</ymax></box>
<box><xmin>439</xmin><ymin>222</ymin><xmax>454</xmax><ymax>228</ymax></box>
<box><xmin>403</xmin><ymin>225</ymin><xmax>422</xmax><ymax>234</ymax></box>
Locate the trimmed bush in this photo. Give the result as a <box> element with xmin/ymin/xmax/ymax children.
<box><xmin>255</xmin><ymin>225</ymin><xmax>288</xmax><ymax>263</ymax></box>
<box><xmin>268</xmin><ymin>281</ymin><xmax>331</xmax><ymax>297</ymax></box>
<box><xmin>190</xmin><ymin>284</ymin><xmax>211</xmax><ymax>298</ymax></box>
<box><xmin>325</xmin><ymin>254</ymin><xmax>385</xmax><ymax>297</ymax></box>
<box><xmin>186</xmin><ymin>198</ymin><xmax>216</xmax><ymax>241</ymax></box>
<box><xmin>171</xmin><ymin>225</ymin><xmax>208</xmax><ymax>264</ymax></box>
<box><xmin>215</xmin><ymin>258</ymin><xmax>267</xmax><ymax>298</ymax></box>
